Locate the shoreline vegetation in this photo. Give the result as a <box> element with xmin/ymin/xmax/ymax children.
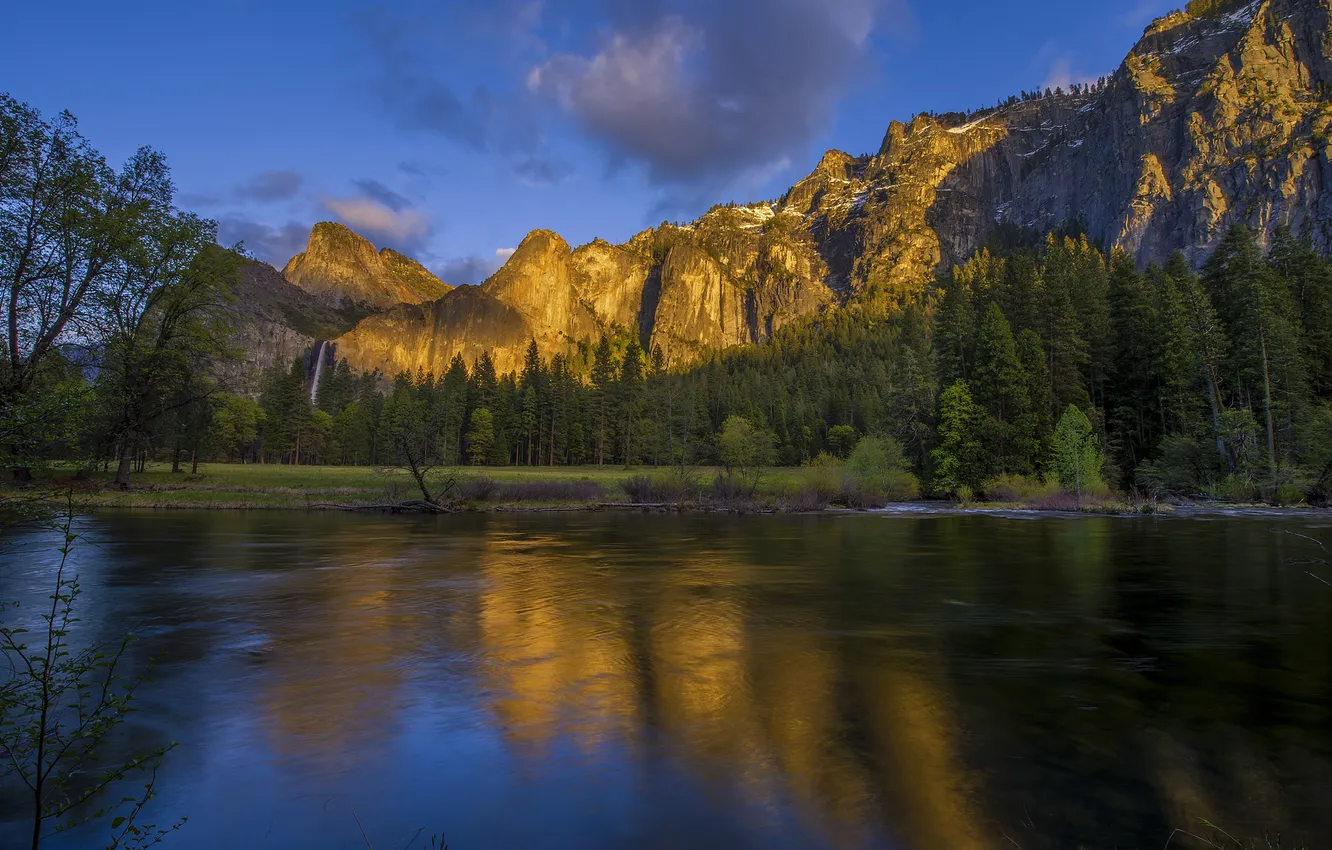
<box><xmin>6</xmin><ymin>463</ymin><xmax>1327</xmax><ymax>516</ymax></box>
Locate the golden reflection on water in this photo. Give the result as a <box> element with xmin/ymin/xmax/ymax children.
<box><xmin>228</xmin><ymin>514</ymin><xmax>1331</xmax><ymax>849</ymax></box>
<box><xmin>471</xmin><ymin>526</ymin><xmax>983</xmax><ymax>848</ymax></box>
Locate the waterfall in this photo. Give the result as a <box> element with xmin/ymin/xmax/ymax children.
<box><xmin>310</xmin><ymin>341</ymin><xmax>329</xmax><ymax>405</ymax></box>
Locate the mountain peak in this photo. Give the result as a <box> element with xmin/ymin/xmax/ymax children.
<box><xmin>283</xmin><ymin>224</ymin><xmax>451</xmax><ymax>312</ymax></box>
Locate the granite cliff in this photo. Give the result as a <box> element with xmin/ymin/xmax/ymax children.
<box><xmin>283</xmin><ymin>222</ymin><xmax>452</xmax><ymax>311</ymax></box>
<box><xmin>306</xmin><ymin>0</ymin><xmax>1332</xmax><ymax>378</ymax></box>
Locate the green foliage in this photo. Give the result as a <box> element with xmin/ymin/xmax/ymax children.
<box><xmin>1051</xmin><ymin>405</ymin><xmax>1105</xmax><ymax>496</ymax></box>
<box><xmin>0</xmin><ymin>507</ymin><xmax>182</xmax><ymax>848</ymax></box>
<box><xmin>982</xmin><ymin>473</ymin><xmax>1060</xmax><ymax>503</ymax></box>
<box><xmin>717</xmin><ymin>415</ymin><xmax>775</xmax><ymax>497</ymax></box>
<box><xmin>932</xmin><ymin>380</ymin><xmax>986</xmax><ymax>495</ymax></box>
<box><xmin>718</xmin><ymin>415</ymin><xmax>774</xmax><ymax>471</ymax></box>
<box><xmin>467</xmin><ymin>408</ymin><xmax>495</xmax><ymax>466</ymax></box>
<box><xmin>826</xmin><ymin>425</ymin><xmax>858</xmax><ymax>458</ymax></box>
<box><xmin>843</xmin><ymin>436</ymin><xmax>919</xmax><ymax>503</ymax></box>
<box><xmin>6</xmin><ymin>87</ymin><xmax>1332</xmax><ymax>511</ymax></box>
<box><xmin>1185</xmin><ymin>0</ymin><xmax>1245</xmax><ymax>17</ymax></box>
<box><xmin>207</xmin><ymin>394</ymin><xmax>264</xmax><ymax>463</ymax></box>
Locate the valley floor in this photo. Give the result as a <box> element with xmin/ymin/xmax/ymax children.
<box><xmin>4</xmin><ymin>462</ymin><xmax>1297</xmax><ymax>516</ymax></box>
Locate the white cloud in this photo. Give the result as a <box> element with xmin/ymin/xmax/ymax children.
<box><xmin>322</xmin><ymin>196</ymin><xmax>432</xmax><ymax>250</ymax></box>
<box><xmin>524</xmin><ymin>0</ymin><xmax>896</xmax><ymax>184</ymax></box>
<box><xmin>1042</xmin><ymin>58</ymin><xmax>1099</xmax><ymax>92</ymax></box>
<box><xmin>496</xmin><ymin>247</ymin><xmax>517</xmax><ymax>260</ymax></box>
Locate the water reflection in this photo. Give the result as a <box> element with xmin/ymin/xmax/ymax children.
<box><xmin>1</xmin><ymin>512</ymin><xmax>1329</xmax><ymax>850</ymax></box>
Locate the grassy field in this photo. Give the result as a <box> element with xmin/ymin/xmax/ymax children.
<box><xmin>4</xmin><ymin>462</ymin><xmax>1180</xmax><ymax>514</ymax></box>
<box><xmin>34</xmin><ymin>463</ymin><xmax>744</xmax><ymax>511</ymax></box>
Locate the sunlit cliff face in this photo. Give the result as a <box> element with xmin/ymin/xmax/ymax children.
<box><xmin>281</xmin><ymin>0</ymin><xmax>1332</xmax><ymax>389</ymax></box>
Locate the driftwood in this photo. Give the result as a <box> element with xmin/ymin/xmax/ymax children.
<box><xmin>310</xmin><ymin>500</ymin><xmax>455</xmax><ymax>514</ymax></box>
<box><xmin>598</xmin><ymin>502</ymin><xmax>672</xmax><ymax>510</ymax></box>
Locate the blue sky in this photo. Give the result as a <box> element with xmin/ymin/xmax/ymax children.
<box><xmin>2</xmin><ymin>0</ymin><xmax>1180</xmax><ymax>283</ymax></box>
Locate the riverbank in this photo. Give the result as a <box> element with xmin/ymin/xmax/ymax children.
<box><xmin>8</xmin><ymin>462</ymin><xmax>1324</xmax><ymax>518</ymax></box>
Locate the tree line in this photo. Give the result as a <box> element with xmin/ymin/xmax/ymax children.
<box><xmin>5</xmin><ymin>91</ymin><xmax>1332</xmax><ymax>503</ymax></box>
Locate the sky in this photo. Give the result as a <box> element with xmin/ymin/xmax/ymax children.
<box><xmin>2</xmin><ymin>0</ymin><xmax>1181</xmax><ymax>284</ymax></box>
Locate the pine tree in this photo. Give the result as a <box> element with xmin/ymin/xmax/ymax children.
<box><xmin>617</xmin><ymin>340</ymin><xmax>645</xmax><ymax>464</ymax></box>
<box><xmin>591</xmin><ymin>336</ymin><xmax>616</xmax><ymax>465</ymax></box>
<box><xmin>973</xmin><ymin>304</ymin><xmax>1033</xmax><ymax>472</ymax></box>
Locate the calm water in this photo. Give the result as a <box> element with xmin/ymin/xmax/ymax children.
<box><xmin>1</xmin><ymin>511</ymin><xmax>1331</xmax><ymax>850</ymax></box>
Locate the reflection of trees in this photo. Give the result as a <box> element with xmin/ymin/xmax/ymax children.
<box><xmin>471</xmin><ymin>517</ymin><xmax>986</xmax><ymax>849</ymax></box>
<box><xmin>476</xmin><ymin>531</ymin><xmax>640</xmax><ymax>753</ymax></box>
<box><xmin>12</xmin><ymin>512</ymin><xmax>1330</xmax><ymax>850</ymax></box>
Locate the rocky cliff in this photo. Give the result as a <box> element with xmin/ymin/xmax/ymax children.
<box><xmin>222</xmin><ymin>258</ymin><xmax>365</xmax><ymax>391</ymax></box>
<box><xmin>283</xmin><ymin>222</ymin><xmax>452</xmax><ymax>311</ymax></box>
<box><xmin>319</xmin><ymin>0</ymin><xmax>1332</xmax><ymax>378</ymax></box>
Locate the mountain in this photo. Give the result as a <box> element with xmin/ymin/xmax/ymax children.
<box><xmin>321</xmin><ymin>0</ymin><xmax>1332</xmax><ymax>378</ymax></box>
<box><xmin>282</xmin><ymin>222</ymin><xmax>452</xmax><ymax>311</ymax></box>
<box><xmin>221</xmin><ymin>256</ymin><xmax>366</xmax><ymax>390</ymax></box>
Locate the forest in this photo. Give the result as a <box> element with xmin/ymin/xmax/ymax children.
<box><xmin>5</xmin><ymin>93</ymin><xmax>1332</xmax><ymax>505</ymax></box>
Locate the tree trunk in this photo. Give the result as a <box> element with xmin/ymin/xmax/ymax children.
<box><xmin>1204</xmin><ymin>368</ymin><xmax>1228</xmax><ymax>468</ymax></box>
<box><xmin>115</xmin><ymin>454</ymin><xmax>133</xmax><ymax>489</ymax></box>
<box><xmin>1260</xmin><ymin>332</ymin><xmax>1278</xmax><ymax>476</ymax></box>
<box><xmin>191</xmin><ymin>450</ymin><xmax>199</xmax><ymax>475</ymax></box>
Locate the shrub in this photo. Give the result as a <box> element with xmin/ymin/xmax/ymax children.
<box><xmin>1205</xmin><ymin>473</ymin><xmax>1258</xmax><ymax>503</ymax></box>
<box><xmin>800</xmin><ymin>457</ymin><xmax>844</xmax><ymax>503</ymax></box>
<box><xmin>843</xmin><ymin>436</ymin><xmax>919</xmax><ymax>502</ymax></box>
<box><xmin>842</xmin><ymin>483</ymin><xmax>889</xmax><ymax>510</ymax></box>
<box><xmin>496</xmin><ymin>479</ymin><xmax>604</xmax><ymax>502</ymax></box>
<box><xmin>954</xmin><ymin>484</ymin><xmax>975</xmax><ymax>507</ymax></box>
<box><xmin>1136</xmin><ymin>435</ymin><xmax>1214</xmax><ymax>497</ymax></box>
<box><xmin>982</xmin><ymin>473</ymin><xmax>1058</xmax><ymax>503</ymax></box>
<box><xmin>621</xmin><ymin>473</ymin><xmax>684</xmax><ymax>504</ymax></box>
<box><xmin>459</xmin><ymin>476</ymin><xmax>498</xmax><ymax>502</ymax></box>
<box><xmin>709</xmin><ymin>471</ymin><xmax>756</xmax><ymax>506</ymax></box>
<box><xmin>1033</xmin><ymin>489</ymin><xmax>1084</xmax><ymax>512</ymax></box>
<box><xmin>1273</xmin><ymin>483</ymin><xmax>1306</xmax><ymax>506</ymax></box>
<box><xmin>779</xmin><ymin>484</ymin><xmax>832</xmax><ymax>512</ymax></box>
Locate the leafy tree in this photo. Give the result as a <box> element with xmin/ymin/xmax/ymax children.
<box><xmin>1</xmin><ymin>95</ymin><xmax>179</xmax><ymax>401</ymax></box>
<box><xmin>1051</xmin><ymin>405</ymin><xmax>1104</xmax><ymax>497</ymax></box>
<box><xmin>932</xmin><ymin>380</ymin><xmax>985</xmax><ymax>495</ymax></box>
<box><xmin>826</xmin><ymin>425</ymin><xmax>858</xmax><ymax>458</ymax></box>
<box><xmin>92</xmin><ymin>229</ymin><xmax>238</xmax><ymax>485</ymax></box>
<box><xmin>208</xmin><ymin>394</ymin><xmax>262</xmax><ymax>463</ymax></box>
<box><xmin>717</xmin><ymin>415</ymin><xmax>774</xmax><ymax>496</ymax></box>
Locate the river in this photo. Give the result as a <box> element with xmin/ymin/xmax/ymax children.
<box><xmin>1</xmin><ymin>511</ymin><xmax>1330</xmax><ymax>849</ymax></box>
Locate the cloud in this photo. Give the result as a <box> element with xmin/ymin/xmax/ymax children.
<box><xmin>234</xmin><ymin>170</ymin><xmax>304</xmax><ymax>202</ymax></box>
<box><xmin>526</xmin><ymin>0</ymin><xmax>900</xmax><ymax>183</ymax></box>
<box><xmin>321</xmin><ymin>195</ymin><xmax>433</xmax><ymax>254</ymax></box>
<box><xmin>217</xmin><ymin>217</ymin><xmax>311</xmax><ymax>267</ymax></box>
<box><xmin>367</xmin><ymin>10</ymin><xmax>544</xmax><ymax>154</ymax></box>
<box><xmin>351</xmin><ymin>178</ymin><xmax>412</xmax><ymax>212</ymax></box>
<box><xmin>496</xmin><ymin>247</ymin><xmax>516</xmax><ymax>260</ymax></box>
<box><xmin>1042</xmin><ymin>58</ymin><xmax>1099</xmax><ymax>92</ymax></box>
<box><xmin>513</xmin><ymin>156</ymin><xmax>573</xmax><ymax>187</ymax></box>
<box><xmin>436</xmin><ymin>255</ymin><xmax>503</xmax><ymax>286</ymax></box>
